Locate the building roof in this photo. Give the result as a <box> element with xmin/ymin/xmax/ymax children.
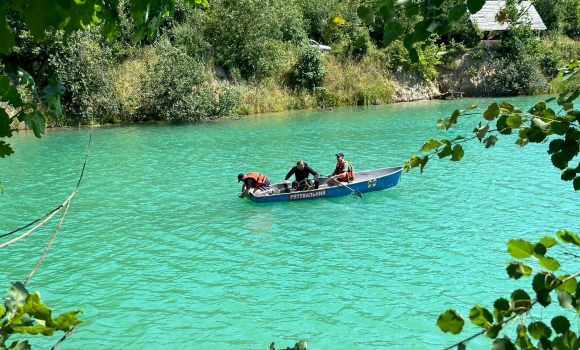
<box><xmin>469</xmin><ymin>1</ymin><xmax>547</xmax><ymax>31</ymax></box>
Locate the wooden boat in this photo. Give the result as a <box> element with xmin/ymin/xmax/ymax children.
<box><xmin>247</xmin><ymin>166</ymin><xmax>403</xmax><ymax>203</ymax></box>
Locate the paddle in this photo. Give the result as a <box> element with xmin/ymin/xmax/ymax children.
<box><xmin>323</xmin><ymin>176</ymin><xmax>362</xmax><ymax>198</ymax></box>
<box><xmin>338</xmin><ymin>181</ymin><xmax>363</xmax><ymax>198</ymax></box>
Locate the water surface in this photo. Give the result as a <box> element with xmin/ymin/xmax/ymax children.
<box><xmin>1</xmin><ymin>96</ymin><xmax>577</xmax><ymax>349</ymax></box>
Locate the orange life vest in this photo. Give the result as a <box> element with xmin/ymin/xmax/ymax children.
<box><xmin>246</xmin><ymin>172</ymin><xmax>268</xmax><ymax>188</ymax></box>
<box><xmin>334</xmin><ymin>160</ymin><xmax>355</xmax><ymax>182</ymax></box>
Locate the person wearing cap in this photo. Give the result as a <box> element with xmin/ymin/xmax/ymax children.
<box><xmin>283</xmin><ymin>160</ymin><xmax>320</xmax><ymax>191</ymax></box>
<box><xmin>237</xmin><ymin>172</ymin><xmax>277</xmax><ymax>198</ymax></box>
<box><xmin>327</xmin><ymin>152</ymin><xmax>355</xmax><ymax>187</ymax></box>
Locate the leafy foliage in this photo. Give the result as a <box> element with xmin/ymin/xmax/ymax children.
<box><xmin>0</xmin><ymin>282</ymin><xmax>82</xmax><ymax>349</ymax></box>
<box><xmin>483</xmin><ymin>56</ymin><xmax>549</xmax><ymax>96</ymax></box>
<box><xmin>290</xmin><ymin>46</ymin><xmax>327</xmax><ymax>91</ymax></box>
<box><xmin>327</xmin><ymin>0</ymin><xmax>489</xmax><ymax>63</ymax></box>
<box><xmin>435</xmin><ymin>230</ymin><xmax>580</xmax><ymax>348</ymax></box>
<box><xmin>203</xmin><ymin>0</ymin><xmax>305</xmax><ymax>81</ymax></box>
<box><xmin>405</xmin><ymin>60</ymin><xmax>580</xmax><ymax>190</ymax></box>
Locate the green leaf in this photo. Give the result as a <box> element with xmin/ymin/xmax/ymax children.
<box><xmin>52</xmin><ymin>309</ymin><xmax>83</xmax><ymax>330</ymax></box>
<box><xmin>506</xmin><ymin>262</ymin><xmax>532</xmax><ymax>280</ymax></box>
<box><xmin>491</xmin><ymin>337</ymin><xmax>516</xmax><ymax>350</ymax></box>
<box><xmin>538</xmin><ymin>336</ymin><xmax>552</xmax><ymax>349</ymax></box>
<box><xmin>493</xmin><ymin>298</ymin><xmax>511</xmax><ymax>322</ymax></box>
<box><xmin>403</xmin><ymin>33</ymin><xmax>414</xmax><ymax>50</ymax></box>
<box><xmin>12</xmin><ymin>323</ymin><xmax>55</xmax><ymax>336</ymax></box>
<box><xmin>561</xmin><ymin>168</ymin><xmax>576</xmax><ymax>181</ymax></box>
<box><xmin>17</xmin><ymin>68</ymin><xmax>38</xmax><ymax>99</ymax></box>
<box><xmin>556</xmin><ymin>230</ymin><xmax>580</xmax><ymax>246</ymax></box>
<box><xmin>556</xmin><ymin>289</ymin><xmax>574</xmax><ymax>309</ymax></box>
<box><xmin>408</xmin><ymin>47</ymin><xmax>419</xmax><ymax>63</ymax></box>
<box><xmin>383</xmin><ymin>21</ymin><xmax>403</xmax><ymax>46</ymax></box>
<box><xmin>486</xmin><ymin>324</ymin><xmax>502</xmax><ymax>339</ymax></box>
<box><xmin>446</xmin><ymin>109</ymin><xmax>460</xmax><ymax>129</ymax></box>
<box><xmin>516</xmin><ymin>325</ymin><xmax>533</xmax><ymax>349</ymax></box>
<box><xmin>561</xmin><ymin>138</ymin><xmax>580</xmax><ymax>160</ymax></box>
<box><xmin>483</xmin><ymin>102</ymin><xmax>500</xmax><ymax>121</ymax></box>
<box><xmin>379</xmin><ymin>2</ymin><xmax>394</xmax><ymax>19</ymax></box>
<box><xmin>526</xmin><ymin>125</ymin><xmax>547</xmax><ymax>143</ymax></box>
<box><xmin>0</xmin><ymin>107</ymin><xmax>14</xmax><ymax>138</ymax></box>
<box><xmin>477</xmin><ymin>124</ymin><xmax>490</xmax><ymax>140</ymax></box>
<box><xmin>0</xmin><ymin>2</ymin><xmax>15</xmax><ymax>55</ymax></box>
<box><xmin>328</xmin><ymin>16</ymin><xmax>346</xmax><ymax>26</ymax></box>
<box><xmin>469</xmin><ymin>305</ymin><xmax>493</xmax><ymax>327</ymax></box>
<box><xmin>539</xmin><ymin>236</ymin><xmax>558</xmax><ymax>248</ymax></box>
<box><xmin>383</xmin><ymin>30</ymin><xmax>400</xmax><ymax>46</ymax></box>
<box><xmin>506</xmin><ymin>239</ymin><xmax>534</xmax><ymax>259</ymax></box>
<box><xmin>436</xmin><ymin>309</ymin><xmax>464</xmax><ymax>334</ymax></box>
<box><xmin>574</xmin><ymin>177</ymin><xmax>580</xmax><ymax>190</ymax></box>
<box><xmin>548</xmin><ymin>139</ymin><xmax>563</xmax><ymax>154</ymax></box>
<box><xmin>437</xmin><ymin>143</ymin><xmax>452</xmax><ymax>159</ymax></box>
<box><xmin>42</xmin><ymin>77</ymin><xmax>66</xmax><ymax>99</ymax></box>
<box><xmin>483</xmin><ymin>135</ymin><xmax>498</xmax><ymax>148</ymax></box>
<box><xmin>0</xmin><ymin>76</ymin><xmax>23</xmax><ymax>108</ymax></box>
<box><xmin>536</xmin><ymin>288</ymin><xmax>552</xmax><ymax>307</ymax></box>
<box><xmin>404</xmin><ymin>5</ymin><xmax>420</xmax><ymax>18</ymax></box>
<box><xmin>21</xmin><ymin>112</ymin><xmax>45</xmax><ymax>138</ymax></box>
<box><xmin>511</xmin><ymin>289</ymin><xmax>531</xmax><ymax>310</ymax></box>
<box><xmin>467</xmin><ymin>0</ymin><xmax>485</xmax><ymax>14</ymax></box>
<box><xmin>552</xmin><ymin>152</ymin><xmax>569</xmax><ymax>170</ymax></box>
<box><xmin>553</xmin><ymin>330</ymin><xmax>578</xmax><ymax>350</ymax></box>
<box><xmin>533</xmin><ymin>242</ymin><xmax>547</xmax><ymax>257</ymax></box>
<box><xmin>8</xmin><ymin>282</ymin><xmax>29</xmax><ymax>305</ymax></box>
<box><xmin>565</xmin><ymin>127</ymin><xmax>580</xmax><ymax>142</ymax></box>
<box><xmin>451</xmin><ymin>144</ymin><xmax>464</xmax><ymax>161</ymax></box>
<box><xmin>413</xmin><ymin>22</ymin><xmax>431</xmax><ymax>42</ymax></box>
<box><xmin>496</xmin><ymin>115</ymin><xmax>512</xmax><ymax>135</ymax></box>
<box><xmin>420</xmin><ymin>139</ymin><xmax>441</xmax><ymax>152</ymax></box>
<box><xmin>0</xmin><ymin>140</ymin><xmax>14</xmax><ymax>158</ymax></box>
<box><xmin>533</xmin><ymin>272</ymin><xmax>557</xmax><ymax>293</ymax></box>
<box><xmin>550</xmin><ymin>117</ymin><xmax>570</xmax><ymax>135</ymax></box>
<box><xmin>357</xmin><ymin>6</ymin><xmax>370</xmax><ymax>21</ymax></box>
<box><xmin>529</xmin><ymin>101</ymin><xmax>547</xmax><ymax>115</ymax></box>
<box><xmin>541</xmin><ymin>108</ymin><xmax>557</xmax><ymax>121</ymax></box>
<box><xmin>448</xmin><ymin>4</ymin><xmax>467</xmax><ymax>21</ymax></box>
<box><xmin>499</xmin><ymin>102</ymin><xmax>515</xmax><ymax>113</ymax></box>
<box><xmin>557</xmin><ymin>275</ymin><xmax>577</xmax><ymax>294</ymax></box>
<box><xmin>419</xmin><ymin>155</ymin><xmax>429</xmax><ymax>174</ymax></box>
<box><xmin>552</xmin><ymin>315</ymin><xmax>570</xmax><ymax>334</ymax></box>
<box><xmin>506</xmin><ymin>115</ymin><xmax>523</xmax><ymax>128</ymax></box>
<box><xmin>528</xmin><ymin>321</ymin><xmax>552</xmax><ymax>340</ymax></box>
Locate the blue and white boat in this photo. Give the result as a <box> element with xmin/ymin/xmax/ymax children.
<box><xmin>247</xmin><ymin>166</ymin><xmax>403</xmax><ymax>203</ymax></box>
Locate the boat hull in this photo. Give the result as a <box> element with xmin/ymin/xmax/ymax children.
<box><xmin>248</xmin><ymin>166</ymin><xmax>403</xmax><ymax>203</ymax></box>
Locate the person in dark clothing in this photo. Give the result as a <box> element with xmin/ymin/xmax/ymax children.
<box><xmin>283</xmin><ymin>160</ymin><xmax>319</xmax><ymax>191</ymax></box>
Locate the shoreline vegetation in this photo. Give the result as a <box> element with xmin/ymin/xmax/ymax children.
<box><xmin>2</xmin><ymin>0</ymin><xmax>580</xmax><ymax>130</ymax></box>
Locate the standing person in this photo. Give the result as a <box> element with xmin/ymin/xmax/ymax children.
<box><xmin>238</xmin><ymin>172</ymin><xmax>277</xmax><ymax>198</ymax></box>
<box><xmin>327</xmin><ymin>152</ymin><xmax>355</xmax><ymax>187</ymax></box>
<box><xmin>283</xmin><ymin>160</ymin><xmax>320</xmax><ymax>191</ymax></box>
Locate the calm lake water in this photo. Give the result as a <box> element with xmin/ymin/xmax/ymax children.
<box><xmin>1</xmin><ymin>96</ymin><xmax>577</xmax><ymax>349</ymax></box>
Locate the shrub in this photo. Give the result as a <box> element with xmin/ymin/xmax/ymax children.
<box><xmin>484</xmin><ymin>57</ymin><xmax>549</xmax><ymax>96</ymax></box>
<box><xmin>49</xmin><ymin>29</ymin><xmax>122</xmax><ymax>124</ymax></box>
<box><xmin>290</xmin><ymin>46</ymin><xmax>327</xmax><ymax>91</ymax></box>
<box><xmin>203</xmin><ymin>0</ymin><xmax>305</xmax><ymax>81</ymax></box>
<box><xmin>139</xmin><ymin>38</ymin><xmax>240</xmax><ymax>121</ymax></box>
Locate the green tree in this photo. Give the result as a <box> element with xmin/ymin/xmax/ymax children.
<box><xmin>291</xmin><ymin>46</ymin><xmax>327</xmax><ymax>91</ymax></box>
<box><xmin>0</xmin><ymin>0</ymin><xmax>208</xmax><ymax>159</ymax></box>
<box><xmin>203</xmin><ymin>0</ymin><xmax>306</xmax><ymax>80</ymax></box>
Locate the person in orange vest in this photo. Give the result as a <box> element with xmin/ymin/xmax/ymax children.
<box><xmin>238</xmin><ymin>172</ymin><xmax>278</xmax><ymax>198</ymax></box>
<box><xmin>326</xmin><ymin>152</ymin><xmax>355</xmax><ymax>187</ymax></box>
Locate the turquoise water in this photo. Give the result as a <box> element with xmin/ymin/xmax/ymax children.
<box><xmin>1</xmin><ymin>96</ymin><xmax>578</xmax><ymax>349</ymax></box>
